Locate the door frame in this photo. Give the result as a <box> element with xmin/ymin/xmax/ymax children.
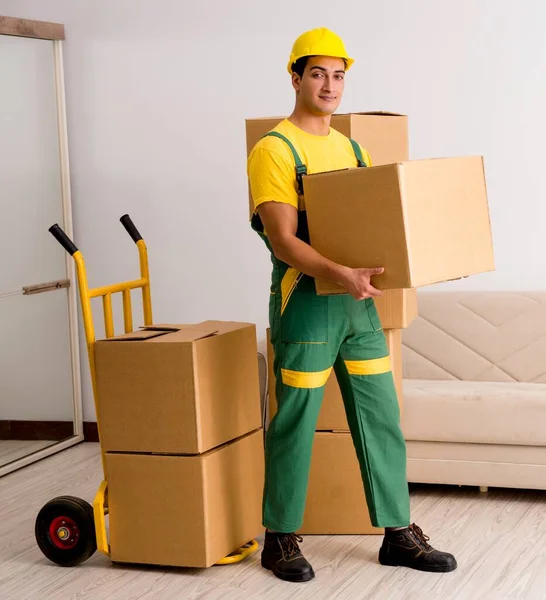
<box><xmin>0</xmin><ymin>16</ymin><xmax>84</xmax><ymax>477</ymax></box>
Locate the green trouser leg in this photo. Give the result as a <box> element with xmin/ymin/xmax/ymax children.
<box><xmin>263</xmin><ymin>271</ymin><xmax>411</xmax><ymax>532</ymax></box>
<box><xmin>334</xmin><ymin>305</ymin><xmax>411</xmax><ymax>527</ymax></box>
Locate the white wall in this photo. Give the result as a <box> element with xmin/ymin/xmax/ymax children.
<box><xmin>0</xmin><ymin>0</ymin><xmax>544</xmax><ymax>420</ymax></box>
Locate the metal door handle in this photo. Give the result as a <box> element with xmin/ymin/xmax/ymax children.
<box><xmin>23</xmin><ymin>279</ymin><xmax>70</xmax><ymax>295</ymax></box>
<box><xmin>0</xmin><ymin>279</ymin><xmax>71</xmax><ymax>299</ymax></box>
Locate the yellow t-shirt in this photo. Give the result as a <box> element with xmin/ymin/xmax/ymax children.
<box><xmin>247</xmin><ymin>118</ymin><xmax>372</xmax><ymax>214</ymax></box>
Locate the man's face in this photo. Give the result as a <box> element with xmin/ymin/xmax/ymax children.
<box><xmin>292</xmin><ymin>56</ymin><xmax>346</xmax><ymax>116</ymax></box>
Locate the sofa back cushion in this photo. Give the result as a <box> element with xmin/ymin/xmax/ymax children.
<box><xmin>402</xmin><ymin>291</ymin><xmax>546</xmax><ymax>383</ymax></box>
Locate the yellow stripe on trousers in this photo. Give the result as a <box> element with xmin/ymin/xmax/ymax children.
<box><xmin>280</xmin><ymin>267</ymin><xmax>303</xmax><ymax>315</ymax></box>
<box><xmin>345</xmin><ymin>356</ymin><xmax>391</xmax><ymax>376</ymax></box>
<box><xmin>281</xmin><ymin>367</ymin><xmax>332</xmax><ymax>389</ymax></box>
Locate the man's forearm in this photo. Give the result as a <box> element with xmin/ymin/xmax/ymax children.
<box><xmin>273</xmin><ymin>235</ymin><xmax>350</xmax><ymax>286</ymax></box>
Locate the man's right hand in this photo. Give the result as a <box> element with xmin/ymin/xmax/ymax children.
<box><xmin>340</xmin><ymin>267</ymin><xmax>384</xmax><ymax>300</ymax></box>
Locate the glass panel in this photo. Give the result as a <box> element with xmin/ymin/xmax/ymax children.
<box><xmin>0</xmin><ymin>290</ymin><xmax>75</xmax><ymax>467</ymax></box>
<box><xmin>0</xmin><ymin>35</ymin><xmax>65</xmax><ymax>296</ymax></box>
<box><xmin>0</xmin><ymin>33</ymin><xmax>78</xmax><ymax>471</ymax></box>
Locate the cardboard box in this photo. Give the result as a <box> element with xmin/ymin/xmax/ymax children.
<box><xmin>245</xmin><ymin>112</ymin><xmax>408</xmax><ymax>221</ymax></box>
<box><xmin>267</xmin><ymin>328</ymin><xmax>403</xmax><ymax>431</ymax></box>
<box><xmin>328</xmin><ymin>112</ymin><xmax>409</xmax><ymax>166</ymax></box>
<box><xmin>299</xmin><ymin>432</ymin><xmax>383</xmax><ymax>535</ymax></box>
<box><xmin>305</xmin><ymin>157</ymin><xmax>495</xmax><ymax>291</ymax></box>
<box><xmin>95</xmin><ymin>321</ymin><xmax>262</xmax><ymax>454</ymax></box>
<box><xmin>107</xmin><ymin>429</ymin><xmax>265</xmax><ymax>568</ymax></box>
<box><xmin>372</xmin><ymin>288</ymin><xmax>418</xmax><ymax>329</ymax></box>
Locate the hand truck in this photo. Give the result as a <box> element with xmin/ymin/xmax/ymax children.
<box><xmin>34</xmin><ymin>215</ymin><xmax>258</xmax><ymax>567</ymax></box>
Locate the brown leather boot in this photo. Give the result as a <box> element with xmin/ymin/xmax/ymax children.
<box><xmin>379</xmin><ymin>523</ymin><xmax>457</xmax><ymax>573</ymax></box>
<box><xmin>261</xmin><ymin>531</ymin><xmax>315</xmax><ymax>582</ymax></box>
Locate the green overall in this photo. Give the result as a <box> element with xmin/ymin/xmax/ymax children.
<box><xmin>251</xmin><ymin>132</ymin><xmax>411</xmax><ymax>532</ymax></box>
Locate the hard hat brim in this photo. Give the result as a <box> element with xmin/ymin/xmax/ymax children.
<box><xmin>287</xmin><ymin>55</ymin><xmax>354</xmax><ymax>74</ymax></box>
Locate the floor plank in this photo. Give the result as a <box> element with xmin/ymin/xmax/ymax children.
<box><xmin>0</xmin><ymin>440</ymin><xmax>56</xmax><ymax>465</ymax></box>
<box><xmin>1</xmin><ymin>443</ymin><xmax>545</xmax><ymax>600</ymax></box>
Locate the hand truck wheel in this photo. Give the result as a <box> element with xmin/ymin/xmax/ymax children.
<box><xmin>35</xmin><ymin>496</ymin><xmax>97</xmax><ymax>566</ymax></box>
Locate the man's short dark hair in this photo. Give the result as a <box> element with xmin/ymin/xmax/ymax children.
<box><xmin>291</xmin><ymin>56</ymin><xmax>311</xmax><ymax>77</ymax></box>
<box><xmin>291</xmin><ymin>55</ymin><xmax>347</xmax><ymax>77</ymax></box>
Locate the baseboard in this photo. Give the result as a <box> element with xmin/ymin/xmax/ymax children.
<box><xmin>0</xmin><ymin>420</ymin><xmax>73</xmax><ymax>441</ymax></box>
<box><xmin>0</xmin><ymin>420</ymin><xmax>99</xmax><ymax>442</ymax></box>
<box><xmin>83</xmin><ymin>421</ymin><xmax>99</xmax><ymax>442</ymax></box>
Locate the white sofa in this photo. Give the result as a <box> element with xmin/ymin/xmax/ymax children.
<box><xmin>401</xmin><ymin>291</ymin><xmax>546</xmax><ymax>491</ymax></box>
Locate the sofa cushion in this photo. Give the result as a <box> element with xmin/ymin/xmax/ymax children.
<box><xmin>401</xmin><ymin>379</ymin><xmax>546</xmax><ymax>446</ymax></box>
<box><xmin>402</xmin><ymin>291</ymin><xmax>546</xmax><ymax>383</ymax></box>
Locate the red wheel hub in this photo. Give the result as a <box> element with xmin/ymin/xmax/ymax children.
<box><xmin>49</xmin><ymin>515</ymin><xmax>79</xmax><ymax>550</ymax></box>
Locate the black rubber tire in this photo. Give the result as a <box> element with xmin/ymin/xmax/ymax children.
<box><xmin>35</xmin><ymin>496</ymin><xmax>97</xmax><ymax>566</ymax></box>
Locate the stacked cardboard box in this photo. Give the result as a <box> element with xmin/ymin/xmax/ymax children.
<box><xmin>246</xmin><ymin>112</ymin><xmax>494</xmax><ymax>534</ymax></box>
<box><xmin>94</xmin><ymin>320</ymin><xmax>264</xmax><ymax>568</ymax></box>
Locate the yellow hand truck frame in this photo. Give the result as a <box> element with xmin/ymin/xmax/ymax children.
<box><xmin>34</xmin><ymin>214</ymin><xmax>258</xmax><ymax>567</ymax></box>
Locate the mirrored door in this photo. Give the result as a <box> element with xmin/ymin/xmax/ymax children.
<box><xmin>0</xmin><ymin>17</ymin><xmax>83</xmax><ymax>476</ymax></box>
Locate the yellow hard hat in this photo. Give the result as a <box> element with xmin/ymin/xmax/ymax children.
<box><xmin>287</xmin><ymin>27</ymin><xmax>354</xmax><ymax>74</ymax></box>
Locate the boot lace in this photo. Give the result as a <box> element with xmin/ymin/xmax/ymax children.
<box><xmin>409</xmin><ymin>523</ymin><xmax>432</xmax><ymax>551</ymax></box>
<box><xmin>278</xmin><ymin>533</ymin><xmax>303</xmax><ymax>558</ymax></box>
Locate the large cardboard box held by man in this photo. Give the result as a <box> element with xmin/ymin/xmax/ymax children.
<box><xmin>267</xmin><ymin>328</ymin><xmax>403</xmax><ymax>431</ymax></box>
<box><xmin>107</xmin><ymin>429</ymin><xmax>265</xmax><ymax>568</ymax></box>
<box><xmin>95</xmin><ymin>321</ymin><xmax>262</xmax><ymax>454</ymax></box>
<box><xmin>299</xmin><ymin>432</ymin><xmax>384</xmax><ymax>535</ymax></box>
<box><xmin>305</xmin><ymin>156</ymin><xmax>495</xmax><ymax>291</ymax></box>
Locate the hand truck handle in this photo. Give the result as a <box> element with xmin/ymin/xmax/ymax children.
<box><xmin>49</xmin><ymin>224</ymin><xmax>79</xmax><ymax>256</ymax></box>
<box><xmin>120</xmin><ymin>214</ymin><xmax>143</xmax><ymax>243</ymax></box>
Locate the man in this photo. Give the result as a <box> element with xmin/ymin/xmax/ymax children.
<box><xmin>247</xmin><ymin>27</ymin><xmax>457</xmax><ymax>583</ymax></box>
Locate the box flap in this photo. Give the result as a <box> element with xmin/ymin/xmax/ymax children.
<box><xmin>164</xmin><ymin>328</ymin><xmax>218</xmax><ymax>343</ymax></box>
<box><xmin>146</xmin><ymin>325</ymin><xmax>219</xmax><ymax>343</ymax></box>
<box><xmin>138</xmin><ymin>324</ymin><xmax>218</xmax><ymax>342</ymax></box>
<box><xmin>197</xmin><ymin>320</ymin><xmax>255</xmax><ymax>335</ymax></box>
<box><xmin>100</xmin><ymin>324</ymin><xmax>218</xmax><ymax>343</ymax></box>
<box><xmin>101</xmin><ymin>330</ymin><xmax>169</xmax><ymax>342</ymax></box>
<box><xmin>140</xmin><ymin>324</ymin><xmax>190</xmax><ymax>332</ymax></box>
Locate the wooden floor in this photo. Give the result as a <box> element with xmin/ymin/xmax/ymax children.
<box><xmin>0</xmin><ymin>440</ymin><xmax>56</xmax><ymax>465</ymax></box>
<box><xmin>1</xmin><ymin>443</ymin><xmax>545</xmax><ymax>600</ymax></box>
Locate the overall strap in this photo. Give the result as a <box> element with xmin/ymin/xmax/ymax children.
<box><xmin>349</xmin><ymin>138</ymin><xmax>368</xmax><ymax>168</ymax></box>
<box><xmin>263</xmin><ymin>131</ymin><xmax>307</xmax><ymax>195</ymax></box>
